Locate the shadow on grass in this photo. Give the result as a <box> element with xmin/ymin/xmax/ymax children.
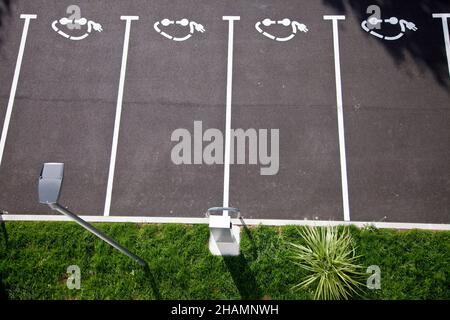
<box><xmin>223</xmin><ymin>219</ymin><xmax>263</xmax><ymax>299</ymax></box>
<box><xmin>240</xmin><ymin>217</ymin><xmax>258</xmax><ymax>260</ymax></box>
<box><xmin>0</xmin><ymin>277</ymin><xmax>8</xmax><ymax>300</ymax></box>
<box><xmin>0</xmin><ymin>220</ymin><xmax>8</xmax><ymax>249</ymax></box>
<box><xmin>0</xmin><ymin>216</ymin><xmax>9</xmax><ymax>300</ymax></box>
<box><xmin>143</xmin><ymin>264</ymin><xmax>161</xmax><ymax>300</ymax></box>
<box><xmin>223</xmin><ymin>255</ymin><xmax>263</xmax><ymax>300</ymax></box>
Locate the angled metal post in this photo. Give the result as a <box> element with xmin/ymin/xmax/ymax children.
<box><xmin>39</xmin><ymin>162</ymin><xmax>147</xmax><ymax>267</ymax></box>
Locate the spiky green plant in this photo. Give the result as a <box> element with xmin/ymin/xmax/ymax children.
<box><xmin>288</xmin><ymin>225</ymin><xmax>365</xmax><ymax>300</ymax></box>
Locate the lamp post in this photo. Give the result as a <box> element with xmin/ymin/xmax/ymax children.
<box><xmin>38</xmin><ymin>162</ymin><xmax>147</xmax><ymax>267</ymax></box>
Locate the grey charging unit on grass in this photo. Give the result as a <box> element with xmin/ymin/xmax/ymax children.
<box><xmin>38</xmin><ymin>162</ymin><xmax>147</xmax><ymax>267</ymax></box>
<box><xmin>207</xmin><ymin>207</ymin><xmax>241</xmax><ymax>256</ymax></box>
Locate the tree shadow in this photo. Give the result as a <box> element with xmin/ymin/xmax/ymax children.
<box><xmin>0</xmin><ymin>0</ymin><xmax>12</xmax><ymax>27</ymax></box>
<box><xmin>0</xmin><ymin>0</ymin><xmax>12</xmax><ymax>48</ymax></box>
<box><xmin>322</xmin><ymin>0</ymin><xmax>450</xmax><ymax>87</ymax></box>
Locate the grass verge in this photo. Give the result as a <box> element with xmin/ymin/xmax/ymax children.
<box><xmin>0</xmin><ymin>221</ymin><xmax>449</xmax><ymax>299</ymax></box>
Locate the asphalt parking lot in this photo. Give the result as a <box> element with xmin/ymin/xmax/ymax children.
<box><xmin>0</xmin><ymin>0</ymin><xmax>449</xmax><ymax>224</ymax></box>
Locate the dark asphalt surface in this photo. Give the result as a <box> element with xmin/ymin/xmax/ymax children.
<box><xmin>0</xmin><ymin>0</ymin><xmax>449</xmax><ymax>223</ymax></box>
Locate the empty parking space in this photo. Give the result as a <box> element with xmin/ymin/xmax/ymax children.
<box><xmin>339</xmin><ymin>2</ymin><xmax>450</xmax><ymax>223</ymax></box>
<box><xmin>0</xmin><ymin>2</ymin><xmax>124</xmax><ymax>215</ymax></box>
<box><xmin>110</xmin><ymin>104</ymin><xmax>224</xmax><ymax>217</ymax></box>
<box><xmin>229</xmin><ymin>5</ymin><xmax>343</xmax><ymax>220</ymax></box>
<box><xmin>229</xmin><ymin>106</ymin><xmax>343</xmax><ymax>220</ymax></box>
<box><xmin>108</xmin><ymin>6</ymin><xmax>228</xmax><ymax>216</ymax></box>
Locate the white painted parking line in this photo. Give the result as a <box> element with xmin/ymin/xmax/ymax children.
<box><xmin>323</xmin><ymin>15</ymin><xmax>350</xmax><ymax>222</ymax></box>
<box><xmin>104</xmin><ymin>16</ymin><xmax>139</xmax><ymax>216</ymax></box>
<box><xmin>0</xmin><ymin>14</ymin><xmax>37</xmax><ymax>167</ymax></box>
<box><xmin>432</xmin><ymin>13</ymin><xmax>450</xmax><ymax>77</ymax></box>
<box><xmin>2</xmin><ymin>214</ymin><xmax>450</xmax><ymax>231</ymax></box>
<box><xmin>222</xmin><ymin>16</ymin><xmax>240</xmax><ymax>214</ymax></box>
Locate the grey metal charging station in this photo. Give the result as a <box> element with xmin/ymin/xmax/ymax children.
<box><xmin>38</xmin><ymin>162</ymin><xmax>147</xmax><ymax>267</ymax></box>
<box><xmin>207</xmin><ymin>207</ymin><xmax>241</xmax><ymax>256</ymax></box>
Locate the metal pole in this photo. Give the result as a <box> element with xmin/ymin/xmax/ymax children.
<box><xmin>49</xmin><ymin>203</ymin><xmax>147</xmax><ymax>267</ymax></box>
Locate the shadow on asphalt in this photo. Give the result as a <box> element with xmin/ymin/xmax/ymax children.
<box><xmin>0</xmin><ymin>0</ymin><xmax>12</xmax><ymax>28</ymax></box>
<box><xmin>0</xmin><ymin>0</ymin><xmax>12</xmax><ymax>48</ymax></box>
<box><xmin>322</xmin><ymin>0</ymin><xmax>450</xmax><ymax>87</ymax></box>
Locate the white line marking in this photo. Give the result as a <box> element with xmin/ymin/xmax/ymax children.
<box><xmin>324</xmin><ymin>15</ymin><xmax>350</xmax><ymax>222</ymax></box>
<box><xmin>0</xmin><ymin>14</ymin><xmax>37</xmax><ymax>167</ymax></box>
<box><xmin>222</xmin><ymin>16</ymin><xmax>240</xmax><ymax>214</ymax></box>
<box><xmin>2</xmin><ymin>214</ymin><xmax>450</xmax><ymax>231</ymax></box>
<box><xmin>104</xmin><ymin>16</ymin><xmax>139</xmax><ymax>216</ymax></box>
<box><xmin>432</xmin><ymin>13</ymin><xmax>450</xmax><ymax>77</ymax></box>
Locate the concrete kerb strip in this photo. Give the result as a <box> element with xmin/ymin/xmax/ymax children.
<box><xmin>1</xmin><ymin>214</ymin><xmax>450</xmax><ymax>231</ymax></box>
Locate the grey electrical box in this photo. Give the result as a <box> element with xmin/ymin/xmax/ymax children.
<box><xmin>209</xmin><ymin>215</ymin><xmax>234</xmax><ymax>243</ymax></box>
<box><xmin>38</xmin><ymin>163</ymin><xmax>64</xmax><ymax>204</ymax></box>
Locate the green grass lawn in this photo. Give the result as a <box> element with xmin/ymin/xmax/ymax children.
<box><xmin>0</xmin><ymin>221</ymin><xmax>449</xmax><ymax>299</ymax></box>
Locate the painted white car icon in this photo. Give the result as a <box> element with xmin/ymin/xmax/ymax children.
<box><xmin>154</xmin><ymin>18</ymin><xmax>205</xmax><ymax>41</ymax></box>
<box><xmin>255</xmin><ymin>18</ymin><xmax>308</xmax><ymax>42</ymax></box>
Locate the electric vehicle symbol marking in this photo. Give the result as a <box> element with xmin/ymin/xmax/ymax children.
<box><xmin>361</xmin><ymin>16</ymin><xmax>418</xmax><ymax>41</ymax></box>
<box><xmin>51</xmin><ymin>14</ymin><xmax>103</xmax><ymax>41</ymax></box>
<box><xmin>255</xmin><ymin>18</ymin><xmax>308</xmax><ymax>42</ymax></box>
<box><xmin>154</xmin><ymin>18</ymin><xmax>205</xmax><ymax>41</ymax></box>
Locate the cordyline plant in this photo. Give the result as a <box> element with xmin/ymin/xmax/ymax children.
<box><xmin>288</xmin><ymin>225</ymin><xmax>366</xmax><ymax>300</ymax></box>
